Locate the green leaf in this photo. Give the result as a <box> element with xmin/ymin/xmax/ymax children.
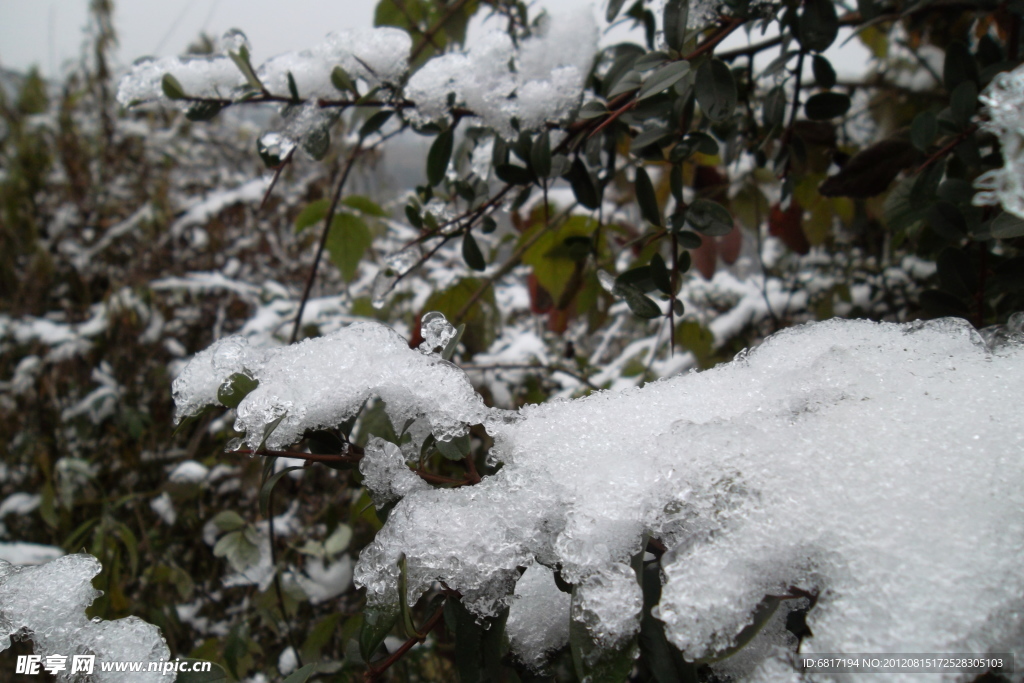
<box><xmin>185</xmin><ymin>100</ymin><xmax>225</xmax><ymax>121</ymax></box>
<box><xmin>331</xmin><ymin>65</ymin><xmax>356</xmax><ymax>94</ymax></box>
<box><xmin>175</xmin><ymin>661</ymin><xmax>229</xmax><ymax>683</ymax></box>
<box><xmin>676</xmin><ymin>230</ymin><xmax>702</xmax><ymax>249</ymax></box>
<box><xmin>360</xmin><ymin>601</ymin><xmax>399</xmax><ymax>663</ymax></box>
<box><xmin>217</xmin><ymin>373</ymin><xmax>259</xmax><ymax>409</ymax></box>
<box><xmin>281</xmin><ymin>664</ymin><xmax>317</xmax><ymax>683</ymax></box>
<box><xmin>949</xmin><ymin>80</ymin><xmax>978</xmax><ymax>129</ymax></box>
<box><xmin>287</xmin><ymin>71</ymin><xmax>300</xmax><ymax>101</ymax></box>
<box><xmin>763</xmin><ymin>85</ymin><xmax>786</xmax><ymax>128</ymax></box>
<box><xmin>359</xmin><ymin>110</ymin><xmax>394</xmax><ymax>139</ymax></box>
<box><xmin>633</xmin><ymin>125</ymin><xmax>673</xmax><ymax>151</ymax></box>
<box><xmin>910</xmin><ymin>110</ymin><xmax>938</xmax><ymax>151</ymax></box>
<box><xmin>579</xmin><ymin>100</ymin><xmax>610</xmax><ymax>119</ymax></box>
<box><xmin>161</xmin><ymin>73</ymin><xmax>187</xmax><ymax>100</ymax></box>
<box><xmin>812</xmin><ymin>54</ymin><xmax>836</xmax><ymax>88</ymax></box>
<box><xmin>342</xmin><ymin>195</ymin><xmax>389</xmax><ymax>217</ymax></box>
<box><xmin>441</xmin><ymin>323</ymin><xmax>466</xmax><ymax>360</ymax></box>
<box><xmin>325</xmin><ymin>212</ymin><xmax>372</xmax><ymax>282</ymax></box>
<box><xmin>398</xmin><ymin>553</ymin><xmax>418</xmax><ymax>637</ymax></box>
<box><xmin>944</xmin><ymin>41</ymin><xmax>979</xmax><ymax>91</ymax></box>
<box><xmin>797</xmin><ymin>0</ymin><xmax>839</xmax><ymax>52</ymax></box>
<box><xmin>650</xmin><ymin>253</ymin><xmax>673</xmax><ymax>294</ymax></box>
<box><xmin>295</xmin><ymin>199</ymin><xmax>329</xmax><ymax>233</ymax></box>
<box><xmin>532</xmin><ymin>130</ymin><xmax>552</xmax><ymax>178</ymax></box>
<box><xmin>436</xmin><ymin>433</ymin><xmax>471</xmax><ymax>460</ymax></box>
<box><xmin>695</xmin><ymin>59</ymin><xmax>737</xmax><ymax>122</ymax></box>
<box><xmin>926</xmin><ymin>201</ymin><xmax>967</xmax><ymax>241</ymax></box>
<box><xmin>427</xmin><ymin>129</ymin><xmax>454</xmax><ymax>186</ymax></box>
<box><xmin>228</xmin><ymin>47</ymin><xmax>262</xmax><ymax>91</ymax></box>
<box><xmin>259</xmin><ymin>467</ymin><xmax>304</xmax><ymax>518</ymax></box>
<box><xmin>664</xmin><ymin>0</ymin><xmax>690</xmax><ymax>52</ymax></box>
<box><xmin>566</xmin><ymin>157</ymin><xmax>600</xmax><ymax>209</ymax></box>
<box><xmin>804</xmin><ymin>92</ymin><xmax>851</xmax><ymax>120</ymax></box>
<box><xmin>687</xmin><ymin>198</ymin><xmax>733</xmax><ymax>236</ymax></box>
<box><xmin>635</xmin><ymin>166</ymin><xmax>663</xmax><ymax>226</ymax></box>
<box><xmin>637</xmin><ymin>60</ymin><xmax>691</xmax><ymax>101</ymax></box>
<box><xmin>639</xmin><ymin>563</ymin><xmax>696</xmax><ymax>683</ymax></box>
<box><xmin>991</xmin><ymin>211</ymin><xmax>1024</xmax><ymax>239</ymax></box>
<box><xmin>522</xmin><ymin>215</ymin><xmax>600</xmax><ymax>303</ymax></box>
<box><xmin>211</xmin><ymin>510</ymin><xmax>247</xmax><ymax>533</ymax></box>
<box><xmin>616</xmin><ymin>281</ymin><xmax>663</xmax><ymax>318</ymax></box>
<box><xmin>301</xmin><ymin>613</ymin><xmax>342</xmax><ymax>663</ymax></box>
<box><xmin>607</xmin><ymin>0</ymin><xmax>629</xmax><ymax>22</ymax></box>
<box><xmin>462</xmin><ymin>231</ymin><xmax>486</xmax><ymax>271</ymax></box>
<box><xmin>405</xmin><ymin>204</ymin><xmax>424</xmax><ymax>229</ymax></box>
<box><xmin>495</xmin><ymin>163</ymin><xmax>534</xmax><ymax>186</ymax></box>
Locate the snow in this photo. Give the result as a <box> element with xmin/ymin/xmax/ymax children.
<box><xmin>505</xmin><ymin>563</ymin><xmax>570</xmax><ymax>671</ymax></box>
<box><xmin>0</xmin><ymin>555</ymin><xmax>171</xmax><ymax>681</ymax></box>
<box><xmin>346</xmin><ymin>316</ymin><xmax>1024</xmax><ymax>676</ymax></box>
<box><xmin>172</xmin><ymin>320</ymin><xmax>490</xmax><ymax>450</ymax></box>
<box><xmin>168</xmin><ymin>177</ymin><xmax>268</xmax><ymax>238</ymax></box>
<box><xmin>0</xmin><ymin>543</ymin><xmax>63</xmax><ymax>565</ymax></box>
<box><xmin>168</xmin><ymin>460</ymin><xmax>210</xmax><ymax>484</ymax></box>
<box><xmin>405</xmin><ymin>6</ymin><xmax>598</xmax><ymax>138</ymax></box>
<box><xmin>0</xmin><ymin>493</ymin><xmax>41</xmax><ymax>518</ymax></box>
<box><xmin>975</xmin><ymin>62</ymin><xmax>1024</xmax><ymax>217</ymax></box>
<box><xmin>360</xmin><ymin>437</ymin><xmax>430</xmax><ymax>508</ymax></box>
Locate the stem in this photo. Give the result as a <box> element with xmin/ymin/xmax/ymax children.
<box><xmin>266</xmin><ymin>481</ymin><xmax>304</xmax><ymax>668</ymax></box>
<box><xmin>408</xmin><ymin>0</ymin><xmax>475</xmax><ymax>63</ymax></box>
<box><xmin>365</xmin><ymin>599</ymin><xmax>448</xmax><ymax>682</ymax></box>
<box><xmin>290</xmin><ymin>140</ymin><xmax>363</xmax><ymax>344</ymax></box>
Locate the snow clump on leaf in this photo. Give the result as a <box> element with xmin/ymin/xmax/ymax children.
<box><xmin>353</xmin><ymin>317</ymin><xmax>1024</xmax><ymax>675</ymax></box>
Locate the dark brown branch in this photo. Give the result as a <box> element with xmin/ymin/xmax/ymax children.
<box><xmin>365</xmin><ymin>599</ymin><xmax>448</xmax><ymax>682</ymax></box>
<box><xmin>914</xmin><ymin>124</ymin><xmax>977</xmax><ymax>176</ymax></box>
<box><xmin>290</xmin><ymin>141</ymin><xmax>363</xmax><ymax>344</ymax></box>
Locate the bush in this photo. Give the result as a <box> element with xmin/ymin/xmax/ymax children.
<box><xmin>2</xmin><ymin>0</ymin><xmax>1024</xmax><ymax>681</ymax></box>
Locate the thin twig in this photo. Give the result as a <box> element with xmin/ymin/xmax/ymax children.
<box><xmin>365</xmin><ymin>599</ymin><xmax>448</xmax><ymax>682</ymax></box>
<box><xmin>408</xmin><ymin>0</ymin><xmax>476</xmax><ymax>63</ymax></box>
<box><xmin>290</xmin><ymin>140</ymin><xmax>363</xmax><ymax>344</ymax></box>
<box><xmin>266</xmin><ymin>480</ymin><xmax>304</xmax><ymax>669</ymax></box>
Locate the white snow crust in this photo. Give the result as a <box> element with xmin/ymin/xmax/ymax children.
<box><xmin>171</xmin><ymin>321</ymin><xmax>489</xmax><ymax>450</ymax></box>
<box><xmin>405</xmin><ymin>7</ymin><xmax>598</xmax><ymax>137</ymax></box>
<box><xmin>975</xmin><ymin>62</ymin><xmax>1024</xmax><ymax>217</ymax></box>
<box><xmin>0</xmin><ymin>555</ymin><xmax>171</xmax><ymax>681</ymax></box>
<box><xmin>350</xmin><ymin>316</ymin><xmax>1024</xmax><ymax>676</ymax></box>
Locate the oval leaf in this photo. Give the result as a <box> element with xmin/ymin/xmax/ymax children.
<box><xmin>804</xmin><ymin>91</ymin><xmax>851</xmax><ymax>120</ymax></box>
<box><xmin>695</xmin><ymin>59</ymin><xmax>737</xmax><ymax>122</ymax></box>
<box><xmin>687</xmin><ymin>198</ymin><xmax>733</xmax><ymax>236</ymax></box>
<box><xmin>462</xmin><ymin>231</ymin><xmax>486</xmax><ymax>271</ymax></box>
<box><xmin>798</xmin><ymin>0</ymin><xmax>839</xmax><ymax>52</ymax></box>
<box><xmin>635</xmin><ymin>166</ymin><xmax>663</xmax><ymax>227</ymax></box>
<box><xmin>427</xmin><ymin>129</ymin><xmax>454</xmax><ymax>186</ymax></box>
<box><xmin>638</xmin><ymin>60</ymin><xmax>691</xmax><ymax>101</ymax></box>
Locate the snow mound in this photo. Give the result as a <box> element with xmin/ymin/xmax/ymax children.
<box><xmin>0</xmin><ymin>555</ymin><xmax>170</xmax><ymax>682</ymax></box>
<box><xmin>353</xmin><ymin>316</ymin><xmax>1024</xmax><ymax>676</ymax></box>
<box><xmin>172</xmin><ymin>321</ymin><xmax>490</xmax><ymax>450</ymax></box>
<box><xmin>405</xmin><ymin>6</ymin><xmax>598</xmax><ymax>137</ymax></box>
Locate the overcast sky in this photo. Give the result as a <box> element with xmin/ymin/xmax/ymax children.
<box><xmin>0</xmin><ymin>0</ymin><xmax>380</xmax><ymax>76</ymax></box>
<box><xmin>0</xmin><ymin>1</ymin><xmax>871</xmax><ymax>83</ymax></box>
